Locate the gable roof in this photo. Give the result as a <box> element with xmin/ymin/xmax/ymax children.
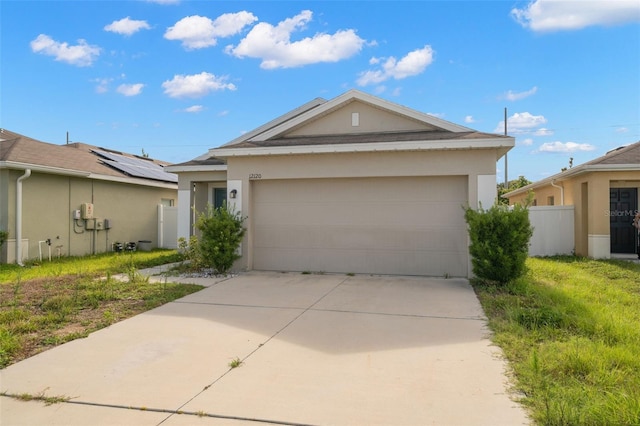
<box><xmin>0</xmin><ymin>129</ymin><xmax>177</xmax><ymax>186</ymax></box>
<box><xmin>505</xmin><ymin>140</ymin><xmax>640</xmax><ymax>198</ymax></box>
<box><xmin>207</xmin><ymin>89</ymin><xmax>512</xmax><ymax>158</ymax></box>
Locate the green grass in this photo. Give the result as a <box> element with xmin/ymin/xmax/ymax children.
<box><xmin>0</xmin><ymin>250</ymin><xmax>202</xmax><ymax>368</ymax></box>
<box><xmin>473</xmin><ymin>256</ymin><xmax>640</xmax><ymax>425</ymax></box>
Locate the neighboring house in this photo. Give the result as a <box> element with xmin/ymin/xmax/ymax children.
<box><xmin>167</xmin><ymin>90</ymin><xmax>513</xmax><ymax>277</ymax></box>
<box><xmin>0</xmin><ymin>129</ymin><xmax>178</xmax><ymax>264</ymax></box>
<box><xmin>505</xmin><ymin>141</ymin><xmax>640</xmax><ymax>259</ymax></box>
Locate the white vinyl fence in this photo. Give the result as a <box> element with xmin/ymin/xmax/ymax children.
<box><xmin>158</xmin><ymin>205</ymin><xmax>178</xmax><ymax>249</ymax></box>
<box><xmin>528</xmin><ymin>205</ymin><xmax>575</xmax><ymax>256</ymax></box>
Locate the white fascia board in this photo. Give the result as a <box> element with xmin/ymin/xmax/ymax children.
<box><xmin>0</xmin><ymin>161</ymin><xmax>90</xmax><ymax>177</ymax></box>
<box><xmin>211</xmin><ymin>137</ymin><xmax>514</xmax><ymax>158</ymax></box>
<box><xmin>504</xmin><ymin>163</ymin><xmax>640</xmax><ymax>198</ymax></box>
<box><xmin>250</xmin><ymin>90</ymin><xmax>472</xmax><ymax>142</ymax></box>
<box><xmin>164</xmin><ymin>164</ymin><xmax>228</xmax><ymax>173</ymax></box>
<box><xmin>220</xmin><ymin>97</ymin><xmax>327</xmax><ymax>148</ymax></box>
<box><xmin>88</xmin><ymin>173</ymin><xmax>178</xmax><ymax>189</ymax></box>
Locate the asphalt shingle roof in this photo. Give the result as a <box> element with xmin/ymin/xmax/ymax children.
<box><xmin>0</xmin><ymin>129</ymin><xmax>177</xmax><ymax>183</ymax></box>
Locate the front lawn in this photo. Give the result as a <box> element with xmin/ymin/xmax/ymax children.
<box><xmin>473</xmin><ymin>257</ymin><xmax>640</xmax><ymax>425</ymax></box>
<box><xmin>0</xmin><ymin>250</ymin><xmax>203</xmax><ymax>369</ymax></box>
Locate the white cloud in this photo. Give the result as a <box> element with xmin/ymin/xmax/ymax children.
<box><xmin>104</xmin><ymin>17</ymin><xmax>151</xmax><ymax>36</ymax></box>
<box><xmin>521</xmin><ymin>138</ymin><xmax>534</xmax><ymax>146</ymax></box>
<box><xmin>226</xmin><ymin>10</ymin><xmax>365</xmax><ymax>69</ymax></box>
<box><xmin>502</xmin><ymin>86</ymin><xmax>538</xmax><ymax>101</ymax></box>
<box><xmin>464</xmin><ymin>115</ymin><xmax>475</xmax><ymax>123</ymax></box>
<box><xmin>512</xmin><ymin>0</ymin><xmax>640</xmax><ymax>32</ymax></box>
<box><xmin>30</xmin><ymin>34</ymin><xmax>100</xmax><ymax>66</ymax></box>
<box><xmin>218</xmin><ymin>110</ymin><xmax>229</xmax><ymax>117</ymax></box>
<box><xmin>427</xmin><ymin>112</ymin><xmax>445</xmax><ymax>119</ymax></box>
<box><xmin>162</xmin><ymin>72</ymin><xmax>236</xmax><ymax>98</ymax></box>
<box><xmin>165</xmin><ymin>12</ymin><xmax>258</xmax><ymax>50</ymax></box>
<box><xmin>357</xmin><ymin>45</ymin><xmax>434</xmax><ymax>86</ymax></box>
<box><xmin>495</xmin><ymin>112</ymin><xmax>547</xmax><ymax>133</ymax></box>
<box><xmin>184</xmin><ymin>105</ymin><xmax>204</xmax><ymax>113</ymax></box>
<box><xmin>146</xmin><ymin>0</ymin><xmax>180</xmax><ymax>4</ymax></box>
<box><xmin>534</xmin><ymin>127</ymin><xmax>554</xmax><ymax>136</ymax></box>
<box><xmin>117</xmin><ymin>83</ymin><xmax>144</xmax><ymax>96</ymax></box>
<box><xmin>539</xmin><ymin>141</ymin><xmax>596</xmax><ymax>153</ymax></box>
<box><xmin>615</xmin><ymin>127</ymin><xmax>629</xmax><ymax>133</ymax></box>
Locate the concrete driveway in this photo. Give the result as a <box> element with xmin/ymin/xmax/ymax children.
<box><xmin>0</xmin><ymin>272</ymin><xmax>529</xmax><ymax>425</ymax></box>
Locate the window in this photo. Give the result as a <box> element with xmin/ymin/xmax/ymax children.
<box><xmin>547</xmin><ymin>196</ymin><xmax>555</xmax><ymax>206</ymax></box>
<box><xmin>161</xmin><ymin>198</ymin><xmax>174</xmax><ymax>207</ymax></box>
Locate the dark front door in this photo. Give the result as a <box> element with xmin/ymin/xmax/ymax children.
<box><xmin>610</xmin><ymin>188</ymin><xmax>638</xmax><ymax>254</ymax></box>
<box><xmin>214</xmin><ymin>188</ymin><xmax>227</xmax><ymax>209</ymax></box>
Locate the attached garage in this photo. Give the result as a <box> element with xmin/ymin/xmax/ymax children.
<box><xmin>169</xmin><ymin>90</ymin><xmax>514</xmax><ymax>278</ymax></box>
<box><xmin>251</xmin><ymin>176</ymin><xmax>468</xmax><ymax>276</ymax></box>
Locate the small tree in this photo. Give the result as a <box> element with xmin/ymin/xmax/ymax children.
<box><xmin>196</xmin><ymin>202</ymin><xmax>246</xmax><ymax>275</ymax></box>
<box><xmin>464</xmin><ymin>203</ymin><xmax>533</xmax><ymax>284</ymax></box>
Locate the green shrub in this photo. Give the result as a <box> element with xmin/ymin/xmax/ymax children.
<box><xmin>196</xmin><ymin>202</ymin><xmax>246</xmax><ymax>275</ymax></box>
<box><xmin>178</xmin><ymin>235</ymin><xmax>204</xmax><ymax>269</ymax></box>
<box><xmin>0</xmin><ymin>230</ymin><xmax>8</xmax><ymax>249</ymax></box>
<box><xmin>464</xmin><ymin>203</ymin><xmax>533</xmax><ymax>284</ymax></box>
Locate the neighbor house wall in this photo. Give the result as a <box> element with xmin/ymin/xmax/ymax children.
<box><xmin>1</xmin><ymin>170</ymin><xmax>176</xmax><ymax>263</ymax></box>
<box><xmin>509</xmin><ymin>170</ymin><xmax>640</xmax><ymax>258</ymax></box>
<box><xmin>226</xmin><ymin>149</ymin><xmax>499</xmax><ymax>271</ymax></box>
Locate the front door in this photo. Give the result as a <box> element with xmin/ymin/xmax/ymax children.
<box><xmin>214</xmin><ymin>188</ymin><xmax>227</xmax><ymax>209</ymax></box>
<box><xmin>610</xmin><ymin>188</ymin><xmax>638</xmax><ymax>254</ymax></box>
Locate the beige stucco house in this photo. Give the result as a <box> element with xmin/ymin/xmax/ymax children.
<box><xmin>505</xmin><ymin>141</ymin><xmax>640</xmax><ymax>258</ymax></box>
<box><xmin>167</xmin><ymin>90</ymin><xmax>513</xmax><ymax>277</ymax></box>
<box><xmin>0</xmin><ymin>129</ymin><xmax>178</xmax><ymax>264</ymax></box>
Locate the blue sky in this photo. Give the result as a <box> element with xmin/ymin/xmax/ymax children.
<box><xmin>1</xmin><ymin>0</ymin><xmax>639</xmax><ymax>182</ymax></box>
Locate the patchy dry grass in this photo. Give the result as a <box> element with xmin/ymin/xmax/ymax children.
<box><xmin>0</xmin><ymin>250</ymin><xmax>202</xmax><ymax>368</ymax></box>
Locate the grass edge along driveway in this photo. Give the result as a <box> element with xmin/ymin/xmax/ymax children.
<box><xmin>473</xmin><ymin>256</ymin><xmax>640</xmax><ymax>426</ymax></box>
<box><xmin>0</xmin><ymin>250</ymin><xmax>202</xmax><ymax>369</ymax></box>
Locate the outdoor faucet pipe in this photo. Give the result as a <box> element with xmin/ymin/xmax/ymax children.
<box><xmin>16</xmin><ymin>169</ymin><xmax>32</xmax><ymax>266</ymax></box>
<box><xmin>551</xmin><ymin>179</ymin><xmax>564</xmax><ymax>206</ymax></box>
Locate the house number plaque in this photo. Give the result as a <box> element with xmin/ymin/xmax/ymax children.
<box><xmin>249</xmin><ymin>174</ymin><xmax>262</xmax><ymax>179</ymax></box>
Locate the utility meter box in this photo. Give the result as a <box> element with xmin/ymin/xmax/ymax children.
<box><xmin>85</xmin><ymin>218</ymin><xmax>95</xmax><ymax>230</ymax></box>
<box><xmin>104</xmin><ymin>219</ymin><xmax>112</xmax><ymax>229</ymax></box>
<box><xmin>81</xmin><ymin>203</ymin><xmax>94</xmax><ymax>219</ymax></box>
<box><xmin>95</xmin><ymin>219</ymin><xmax>104</xmax><ymax>230</ymax></box>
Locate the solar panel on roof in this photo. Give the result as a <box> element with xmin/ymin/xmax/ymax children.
<box><xmin>94</xmin><ymin>150</ymin><xmax>178</xmax><ymax>183</ymax></box>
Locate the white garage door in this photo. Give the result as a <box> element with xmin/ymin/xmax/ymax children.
<box><xmin>251</xmin><ymin>176</ymin><xmax>468</xmax><ymax>276</ymax></box>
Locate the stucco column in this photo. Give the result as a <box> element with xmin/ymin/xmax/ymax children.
<box><xmin>587</xmin><ymin>175</ymin><xmax>610</xmax><ymax>258</ymax></box>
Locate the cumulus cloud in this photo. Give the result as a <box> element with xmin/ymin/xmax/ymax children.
<box><xmin>184</xmin><ymin>105</ymin><xmax>204</xmax><ymax>113</ymax></box>
<box><xmin>521</xmin><ymin>138</ymin><xmax>534</xmax><ymax>146</ymax></box>
<box><xmin>164</xmin><ymin>12</ymin><xmax>258</xmax><ymax>50</ymax></box>
<box><xmin>226</xmin><ymin>10</ymin><xmax>365</xmax><ymax>69</ymax></box>
<box><xmin>502</xmin><ymin>86</ymin><xmax>538</xmax><ymax>101</ymax></box>
<box><xmin>495</xmin><ymin>112</ymin><xmax>547</xmax><ymax>133</ymax></box>
<box><xmin>104</xmin><ymin>17</ymin><xmax>151</xmax><ymax>36</ymax></box>
<box><xmin>539</xmin><ymin>141</ymin><xmax>596</xmax><ymax>153</ymax></box>
<box><xmin>162</xmin><ymin>72</ymin><xmax>236</xmax><ymax>98</ymax></box>
<box><xmin>357</xmin><ymin>45</ymin><xmax>434</xmax><ymax>86</ymax></box>
<box><xmin>30</xmin><ymin>34</ymin><xmax>100</xmax><ymax>66</ymax></box>
<box><xmin>512</xmin><ymin>0</ymin><xmax>640</xmax><ymax>32</ymax></box>
<box><xmin>464</xmin><ymin>115</ymin><xmax>475</xmax><ymax>123</ymax></box>
<box><xmin>117</xmin><ymin>83</ymin><xmax>144</xmax><ymax>96</ymax></box>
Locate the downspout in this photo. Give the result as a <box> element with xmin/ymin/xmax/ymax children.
<box><xmin>551</xmin><ymin>179</ymin><xmax>564</xmax><ymax>206</ymax></box>
<box><xmin>16</xmin><ymin>169</ymin><xmax>31</xmax><ymax>266</ymax></box>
